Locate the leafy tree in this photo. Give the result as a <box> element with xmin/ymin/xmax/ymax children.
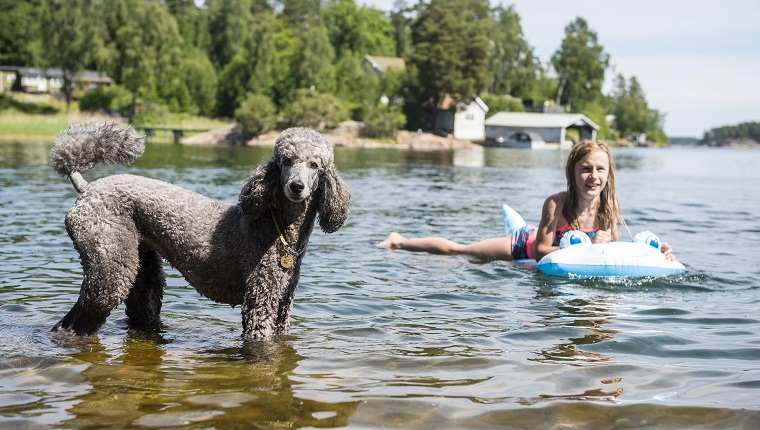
<box><xmin>283</xmin><ymin>89</ymin><xmax>348</xmax><ymax>130</ymax></box>
<box><xmin>702</xmin><ymin>122</ymin><xmax>760</xmax><ymax>145</ymax></box>
<box><xmin>0</xmin><ymin>0</ymin><xmax>39</xmax><ymax>66</ymax></box>
<box><xmin>485</xmin><ymin>5</ymin><xmax>539</xmax><ymax>99</ymax></box>
<box><xmin>389</xmin><ymin>0</ymin><xmax>412</xmax><ymax>59</ymax></box>
<box><xmin>165</xmin><ymin>0</ymin><xmax>208</xmax><ymax>51</ymax></box>
<box><xmin>646</xmin><ymin>108</ymin><xmax>667</xmax><ymax>144</ymax></box>
<box><xmin>99</xmin><ymin>0</ymin><xmax>184</xmax><ymax>120</ymax></box>
<box><xmin>214</xmin><ymin>9</ymin><xmax>278</xmax><ymax>117</ymax></box>
<box><xmin>612</xmin><ymin>75</ymin><xmax>647</xmax><ymax>136</ymax></box>
<box><xmin>271</xmin><ymin>21</ymin><xmax>300</xmax><ymax>108</ymax></box>
<box><xmin>322</xmin><ymin>0</ymin><xmax>396</xmax><ymax>60</ymax></box>
<box><xmin>334</xmin><ymin>51</ymin><xmax>378</xmax><ymax>118</ymax></box>
<box><xmin>206</xmin><ymin>0</ymin><xmax>271</xmax><ymax>68</ymax></box>
<box><xmin>179</xmin><ymin>49</ymin><xmax>218</xmax><ymax>116</ymax></box>
<box><xmin>479</xmin><ymin>94</ymin><xmax>524</xmax><ymax>117</ymax></box>
<box><xmin>278</xmin><ymin>0</ymin><xmax>321</xmax><ymax>29</ymax></box>
<box><xmin>292</xmin><ymin>24</ymin><xmax>337</xmax><ymax>94</ymax></box>
<box><xmin>362</xmin><ymin>103</ymin><xmax>406</xmax><ymax>138</ymax></box>
<box><xmin>408</xmin><ymin>0</ymin><xmax>491</xmax><ymax>131</ymax></box>
<box><xmin>39</xmin><ymin>0</ymin><xmax>98</xmax><ymax>109</ymax></box>
<box><xmin>79</xmin><ymin>84</ymin><xmax>132</xmax><ymax>113</ymax></box>
<box><xmin>235</xmin><ymin>94</ymin><xmax>277</xmax><ymax>138</ymax></box>
<box><xmin>611</xmin><ymin>74</ymin><xmax>666</xmax><ymax>143</ymax></box>
<box><xmin>573</xmin><ymin>100</ymin><xmax>609</xmax><ymax>140</ymax></box>
<box><xmin>551</xmin><ymin>17</ymin><xmax>609</xmax><ymax>110</ymax></box>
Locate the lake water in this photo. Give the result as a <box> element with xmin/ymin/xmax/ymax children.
<box><xmin>1</xmin><ymin>140</ymin><xmax>759</xmax><ymax>429</ymax></box>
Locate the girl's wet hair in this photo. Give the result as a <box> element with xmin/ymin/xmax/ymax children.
<box><xmin>563</xmin><ymin>140</ymin><xmax>621</xmax><ymax>230</ymax></box>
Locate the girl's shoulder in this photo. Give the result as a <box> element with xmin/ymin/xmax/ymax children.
<box><xmin>545</xmin><ymin>191</ymin><xmax>568</xmax><ymax>207</ymax></box>
<box><xmin>542</xmin><ymin>191</ymin><xmax>568</xmax><ymax>220</ymax></box>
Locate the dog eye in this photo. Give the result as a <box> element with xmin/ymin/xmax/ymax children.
<box><xmin>309</xmin><ymin>162</ymin><xmax>319</xmax><ymax>169</ymax></box>
<box><xmin>283</xmin><ymin>158</ymin><xmax>292</xmax><ymax>167</ymax></box>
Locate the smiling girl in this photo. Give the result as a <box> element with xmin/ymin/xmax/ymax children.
<box><xmin>378</xmin><ymin>140</ymin><xmax>677</xmax><ymax>262</ymax></box>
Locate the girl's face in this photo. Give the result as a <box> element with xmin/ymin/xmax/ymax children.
<box><xmin>573</xmin><ymin>150</ymin><xmax>610</xmax><ymax>201</ymax></box>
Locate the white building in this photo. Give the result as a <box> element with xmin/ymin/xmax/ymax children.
<box><xmin>485</xmin><ymin>112</ymin><xmax>600</xmax><ymax>149</ymax></box>
<box><xmin>452</xmin><ymin>96</ymin><xmax>489</xmax><ymax>140</ymax></box>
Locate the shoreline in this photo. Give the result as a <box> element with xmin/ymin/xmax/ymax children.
<box><xmin>2</xmin><ymin>123</ymin><xmax>757</xmax><ymax>150</ymax></box>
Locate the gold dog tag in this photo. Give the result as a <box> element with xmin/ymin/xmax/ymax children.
<box><xmin>280</xmin><ymin>254</ymin><xmax>294</xmax><ymax>269</ymax></box>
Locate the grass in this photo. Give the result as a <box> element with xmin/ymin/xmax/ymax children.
<box><xmin>0</xmin><ymin>93</ymin><xmax>232</xmax><ymax>141</ymax></box>
<box><xmin>0</xmin><ymin>111</ymin><xmax>106</xmax><ymax>139</ymax></box>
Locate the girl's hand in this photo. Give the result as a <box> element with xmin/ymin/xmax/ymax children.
<box><xmin>661</xmin><ymin>242</ymin><xmax>678</xmax><ymax>261</ymax></box>
<box><xmin>591</xmin><ymin>229</ymin><xmax>613</xmax><ymax>244</ymax></box>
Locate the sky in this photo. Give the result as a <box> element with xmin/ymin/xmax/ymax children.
<box><xmin>359</xmin><ymin>0</ymin><xmax>760</xmax><ymax>137</ymax></box>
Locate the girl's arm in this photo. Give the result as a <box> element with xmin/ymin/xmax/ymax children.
<box><xmin>591</xmin><ymin>225</ymin><xmax>618</xmax><ymax>243</ymax></box>
<box><xmin>661</xmin><ymin>242</ymin><xmax>677</xmax><ymax>261</ymax></box>
<box><xmin>533</xmin><ymin>193</ymin><xmax>564</xmax><ymax>261</ymax></box>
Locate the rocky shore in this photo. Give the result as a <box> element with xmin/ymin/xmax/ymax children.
<box><xmin>180</xmin><ymin>121</ymin><xmax>477</xmax><ymax>150</ymax></box>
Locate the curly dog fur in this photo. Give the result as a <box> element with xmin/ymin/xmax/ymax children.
<box><xmin>50</xmin><ymin>120</ymin><xmax>351</xmax><ymax>339</ymax></box>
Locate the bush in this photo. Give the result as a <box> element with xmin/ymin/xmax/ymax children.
<box><xmin>0</xmin><ymin>92</ymin><xmax>59</xmax><ymax>114</ymax></box>
<box><xmin>78</xmin><ymin>85</ymin><xmax>132</xmax><ymax>114</ymax></box>
<box><xmin>235</xmin><ymin>94</ymin><xmax>277</xmax><ymax>138</ymax></box>
<box><xmin>480</xmin><ymin>94</ymin><xmax>525</xmax><ymax>117</ymax></box>
<box><xmin>131</xmin><ymin>102</ymin><xmax>170</xmax><ymax>126</ymax></box>
<box><xmin>282</xmin><ymin>89</ymin><xmax>348</xmax><ymax>130</ymax></box>
<box><xmin>361</xmin><ymin>104</ymin><xmax>407</xmax><ymax>139</ymax></box>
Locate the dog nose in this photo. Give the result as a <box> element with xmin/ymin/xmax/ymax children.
<box><xmin>289</xmin><ymin>181</ymin><xmax>305</xmax><ymax>194</ymax></box>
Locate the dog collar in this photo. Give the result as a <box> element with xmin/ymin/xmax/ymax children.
<box><xmin>271</xmin><ymin>211</ymin><xmax>307</xmax><ymax>269</ymax></box>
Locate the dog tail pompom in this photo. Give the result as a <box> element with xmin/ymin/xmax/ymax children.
<box><xmin>50</xmin><ymin>119</ymin><xmax>145</xmax><ymax>178</ymax></box>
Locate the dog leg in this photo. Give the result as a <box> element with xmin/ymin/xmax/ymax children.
<box><xmin>241</xmin><ymin>262</ymin><xmax>280</xmax><ymax>339</ymax></box>
<box><xmin>124</xmin><ymin>246</ymin><xmax>165</xmax><ymax>328</ymax></box>
<box><xmin>54</xmin><ymin>221</ymin><xmax>141</xmax><ymax>336</ymax></box>
<box><xmin>52</xmin><ymin>294</ymin><xmax>113</xmax><ymax>336</ymax></box>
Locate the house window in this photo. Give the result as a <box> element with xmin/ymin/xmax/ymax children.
<box><xmin>466</xmin><ymin>114</ymin><xmax>474</xmax><ymax>121</ymax></box>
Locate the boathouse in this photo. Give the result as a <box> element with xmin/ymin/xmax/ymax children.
<box><xmin>484</xmin><ymin>112</ymin><xmax>599</xmax><ymax>148</ymax></box>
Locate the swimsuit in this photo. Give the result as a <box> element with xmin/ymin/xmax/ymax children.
<box><xmin>511</xmin><ymin>222</ymin><xmax>599</xmax><ymax>260</ymax></box>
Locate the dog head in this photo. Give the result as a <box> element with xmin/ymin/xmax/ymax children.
<box><xmin>273</xmin><ymin>128</ymin><xmax>333</xmax><ymax>203</ymax></box>
<box><xmin>239</xmin><ymin>128</ymin><xmax>351</xmax><ymax>232</ymax></box>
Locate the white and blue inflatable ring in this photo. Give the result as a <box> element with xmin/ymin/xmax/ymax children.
<box><xmin>536</xmin><ymin>241</ymin><xmax>685</xmax><ymax>278</ymax></box>
<box><xmin>503</xmin><ymin>203</ymin><xmax>685</xmax><ymax>278</ymax></box>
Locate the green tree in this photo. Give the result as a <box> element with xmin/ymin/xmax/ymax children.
<box><xmin>214</xmin><ymin>10</ymin><xmax>278</xmax><ymax>117</ymax></box>
<box><xmin>283</xmin><ymin>88</ymin><xmax>348</xmax><ymax>130</ymax></box>
<box><xmin>39</xmin><ymin>0</ymin><xmax>98</xmax><ymax>109</ymax></box>
<box><xmin>408</xmin><ymin>0</ymin><xmax>491</xmax><ymax>131</ymax></box>
<box><xmin>178</xmin><ymin>49</ymin><xmax>218</xmax><ymax>116</ymax></box>
<box><xmin>165</xmin><ymin>0</ymin><xmax>208</xmax><ymax>51</ymax></box>
<box><xmin>100</xmin><ymin>0</ymin><xmax>184</xmax><ymax>120</ymax></box>
<box><xmin>574</xmin><ymin>100</ymin><xmax>610</xmax><ymax>140</ymax></box>
<box><xmin>389</xmin><ymin>0</ymin><xmax>412</xmax><ymax>59</ymax></box>
<box><xmin>362</xmin><ymin>103</ymin><xmax>406</xmax><ymax>138</ymax></box>
<box><xmin>206</xmin><ymin>0</ymin><xmax>271</xmax><ymax>68</ymax></box>
<box><xmin>702</xmin><ymin>122</ymin><xmax>760</xmax><ymax>146</ymax></box>
<box><xmin>479</xmin><ymin>94</ymin><xmax>524</xmax><ymax>117</ymax></box>
<box><xmin>235</xmin><ymin>94</ymin><xmax>278</xmax><ymax>138</ymax></box>
<box><xmin>334</xmin><ymin>51</ymin><xmax>378</xmax><ymax>117</ymax></box>
<box><xmin>612</xmin><ymin>75</ymin><xmax>647</xmax><ymax>136</ymax></box>
<box><xmin>0</xmin><ymin>0</ymin><xmax>39</xmax><ymax>66</ymax></box>
<box><xmin>551</xmin><ymin>17</ymin><xmax>609</xmax><ymax>110</ymax></box>
<box><xmin>79</xmin><ymin>84</ymin><xmax>132</xmax><ymax>113</ymax></box>
<box><xmin>278</xmin><ymin>0</ymin><xmax>321</xmax><ymax>29</ymax></box>
<box><xmin>322</xmin><ymin>0</ymin><xmax>396</xmax><ymax>60</ymax></box>
<box><xmin>292</xmin><ymin>24</ymin><xmax>337</xmax><ymax>94</ymax></box>
<box><xmin>611</xmin><ymin>74</ymin><xmax>667</xmax><ymax>143</ymax></box>
<box><xmin>485</xmin><ymin>5</ymin><xmax>539</xmax><ymax>99</ymax></box>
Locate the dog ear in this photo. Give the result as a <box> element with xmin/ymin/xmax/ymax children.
<box><xmin>317</xmin><ymin>165</ymin><xmax>352</xmax><ymax>233</ymax></box>
<box><xmin>239</xmin><ymin>159</ymin><xmax>280</xmax><ymax>219</ymax></box>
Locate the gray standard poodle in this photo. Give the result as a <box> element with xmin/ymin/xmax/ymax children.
<box><xmin>50</xmin><ymin>120</ymin><xmax>351</xmax><ymax>339</ymax></box>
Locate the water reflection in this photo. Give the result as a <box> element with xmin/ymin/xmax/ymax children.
<box><xmin>531</xmin><ymin>293</ymin><xmax>619</xmax><ymax>366</ymax></box>
<box><xmin>59</xmin><ymin>333</ymin><xmax>359</xmax><ymax>428</ymax></box>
